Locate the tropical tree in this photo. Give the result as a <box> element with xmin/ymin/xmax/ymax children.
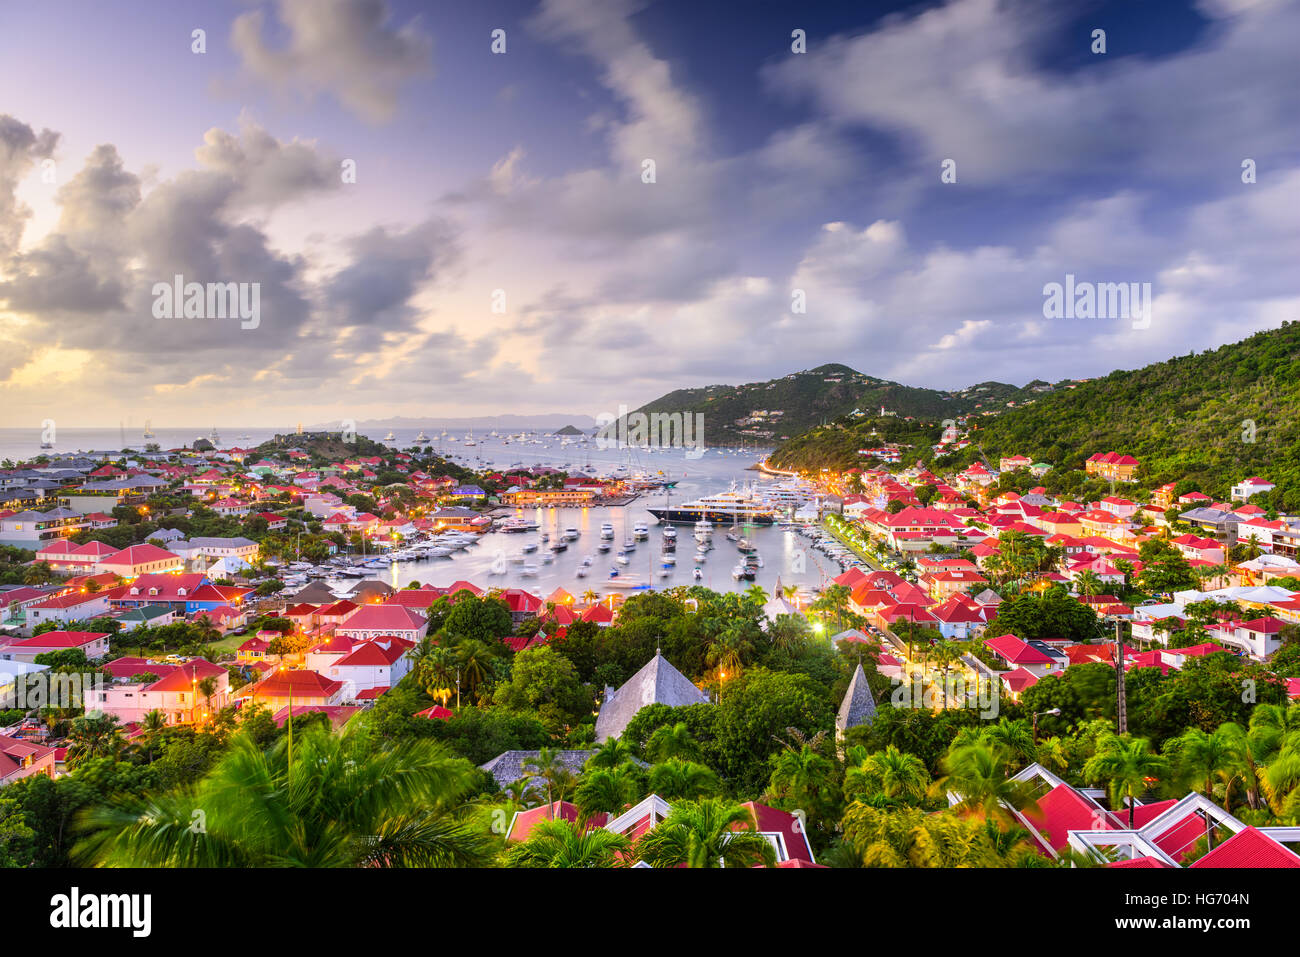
<box><xmin>644</xmin><ymin>722</ymin><xmax>703</xmax><ymax>763</ymax></box>
<box><xmin>935</xmin><ymin>743</ymin><xmax>1040</xmax><ymax>826</ymax></box>
<box><xmin>78</xmin><ymin>727</ymin><xmax>492</xmax><ymax>867</ymax></box>
<box><xmin>500</xmin><ymin>817</ymin><xmax>631</xmax><ymax>868</ymax></box>
<box><xmin>1083</xmin><ymin>734</ymin><xmax>1171</xmax><ymax>828</ymax></box>
<box><xmin>523</xmin><ymin>748</ymin><xmax>576</xmax><ymax>813</ymax></box>
<box><xmin>574</xmin><ymin>766</ymin><xmax>644</xmax><ymax>819</ymax></box>
<box><xmin>64</xmin><ymin>714</ymin><xmax>124</xmax><ymax>768</ymax></box>
<box><xmin>635</xmin><ymin>799</ymin><xmax>777</xmax><ymax>868</ymax></box>
<box><xmin>844</xmin><ymin>745</ymin><xmax>930</xmax><ymax>805</ymax></box>
<box><xmin>585</xmin><ymin>736</ymin><xmax>638</xmax><ymax>771</ymax></box>
<box><xmin>647</xmin><ymin>759</ymin><xmax>720</xmax><ymax>801</ymax></box>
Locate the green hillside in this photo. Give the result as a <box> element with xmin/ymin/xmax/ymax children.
<box><xmin>770</xmin><ymin>322</ymin><xmax>1300</xmax><ymax>511</ymax></box>
<box><xmin>964</xmin><ymin>322</ymin><xmax>1300</xmax><ymax>508</ymax></box>
<box><xmin>630</xmin><ymin>363</ymin><xmax>1045</xmax><ymax>444</ymax></box>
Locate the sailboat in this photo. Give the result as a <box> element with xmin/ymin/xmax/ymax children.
<box><xmin>209</xmin><ymin>427</ymin><xmax>221</xmax><ymax>445</ymax></box>
<box><xmin>143</xmin><ymin>420</ymin><xmax>155</xmax><ymax>440</ymax></box>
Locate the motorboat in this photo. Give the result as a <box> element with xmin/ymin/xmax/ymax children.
<box><xmin>600</xmin><ymin>522</ymin><xmax>615</xmax><ymax>539</ymax></box>
<box><xmin>632</xmin><ymin>522</ymin><xmax>649</xmax><ymax>539</ymax></box>
<box><xmin>693</xmin><ymin>567</ymin><xmax>703</xmax><ymax>581</ymax></box>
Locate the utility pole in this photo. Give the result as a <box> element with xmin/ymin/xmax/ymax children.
<box><xmin>1114</xmin><ymin>619</ymin><xmax>1127</xmax><ymax>734</ymax></box>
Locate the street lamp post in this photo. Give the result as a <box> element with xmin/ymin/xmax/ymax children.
<box><xmin>1032</xmin><ymin>707</ymin><xmax>1061</xmax><ymax>744</ymax></box>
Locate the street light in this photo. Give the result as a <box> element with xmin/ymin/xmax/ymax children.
<box><xmin>1032</xmin><ymin>707</ymin><xmax>1061</xmax><ymax>744</ymax></box>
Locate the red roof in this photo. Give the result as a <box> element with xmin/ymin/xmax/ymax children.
<box><xmin>1189</xmin><ymin>826</ymin><xmax>1300</xmax><ymax>868</ymax></box>
<box><xmin>336</xmin><ymin>605</ymin><xmax>427</xmax><ymax>632</ymax></box>
<box><xmin>1022</xmin><ymin>783</ymin><xmax>1120</xmax><ymax>852</ymax></box>
<box><xmin>250</xmin><ymin>669</ymin><xmax>344</xmax><ymax>700</ymax></box>
<box><xmin>2</xmin><ymin>630</ymin><xmax>108</xmax><ymax>649</ymax></box>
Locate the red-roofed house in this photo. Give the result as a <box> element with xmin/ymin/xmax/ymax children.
<box><xmin>333</xmin><ymin>605</ymin><xmax>428</xmax><ymax>642</ymax></box>
<box><xmin>86</xmin><ymin>659</ymin><xmax>230</xmax><ymax>725</ymax></box>
<box><xmin>0</xmin><ymin>630</ymin><xmax>111</xmax><ymax>663</ymax></box>
<box><xmin>243</xmin><ymin>669</ymin><xmax>347</xmax><ymax>711</ymax></box>
<box><xmin>0</xmin><ymin>734</ymin><xmax>56</xmax><ymax>785</ymax></box>
<box><xmin>96</xmin><ymin>543</ymin><xmax>184</xmax><ymax>578</ymax></box>
<box><xmin>327</xmin><ymin>637</ymin><xmax>414</xmax><ymax>694</ymax></box>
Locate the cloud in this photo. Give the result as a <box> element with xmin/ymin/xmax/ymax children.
<box><xmin>766</xmin><ymin>0</ymin><xmax>1300</xmax><ymax>186</ymax></box>
<box><xmin>232</xmin><ymin>0</ymin><xmax>433</xmax><ymax>123</ymax></box>
<box><xmin>0</xmin><ymin>115</ymin><xmax>59</xmax><ymax>257</ymax></box>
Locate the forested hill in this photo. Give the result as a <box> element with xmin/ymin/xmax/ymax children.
<box><xmin>768</xmin><ymin>323</ymin><xmax>1300</xmax><ymax>511</ymax></box>
<box><xmin>965</xmin><ymin>322</ymin><xmax>1300</xmax><ymax>507</ymax></box>
<box><xmin>630</xmin><ymin>364</ymin><xmax>1045</xmax><ymax>444</ymax></box>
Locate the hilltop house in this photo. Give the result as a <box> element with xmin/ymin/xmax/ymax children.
<box><xmin>1085</xmin><ymin>452</ymin><xmax>1139</xmax><ymax>482</ymax></box>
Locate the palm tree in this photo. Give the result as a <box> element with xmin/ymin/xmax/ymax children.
<box><xmin>1075</xmin><ymin>570</ymin><xmax>1103</xmax><ymax>599</ymax></box>
<box><xmin>196</xmin><ymin>676</ymin><xmax>218</xmax><ymax>723</ymax></box>
<box><xmin>646</xmin><ymin>759</ymin><xmax>721</xmax><ymax>801</ymax></box>
<box><xmin>524</xmin><ymin>748</ymin><xmax>576</xmax><ymax>815</ymax></box>
<box><xmin>138</xmin><ymin>710</ymin><xmax>167</xmax><ymax>763</ymax></box>
<box><xmin>500</xmin><ymin>817</ymin><xmax>631</xmax><ymax>868</ymax></box>
<box><xmin>935</xmin><ymin>743</ymin><xmax>1040</xmax><ymax>826</ymax></box>
<box><xmin>635</xmin><ymin>799</ymin><xmax>777</xmax><ymax>868</ymax></box>
<box><xmin>645</xmin><ymin>722</ymin><xmax>703</xmax><ymax>763</ymax></box>
<box><xmin>456</xmin><ymin>639</ymin><xmax>496</xmax><ymax>703</ymax></box>
<box><xmin>574</xmin><ymin>766</ymin><xmax>644</xmax><ymax>819</ymax></box>
<box><xmin>78</xmin><ymin>727</ymin><xmax>492</xmax><ymax>867</ymax></box>
<box><xmin>1083</xmin><ymin>734</ymin><xmax>1171</xmax><ymax>828</ymax></box>
<box><xmin>585</xmin><ymin>736</ymin><xmax>638</xmax><ymax>770</ymax></box>
<box><xmin>984</xmin><ymin>718</ymin><xmax>1038</xmax><ymax>771</ymax></box>
<box><xmin>767</xmin><ymin>743</ymin><xmax>837</xmax><ymax>823</ymax></box>
<box><xmin>64</xmin><ymin>714</ymin><xmax>124</xmax><ymax>768</ymax></box>
<box><xmin>844</xmin><ymin>746</ymin><xmax>930</xmax><ymax>804</ymax></box>
<box><xmin>580</xmin><ymin>589</ymin><xmax>600</xmax><ymax>605</ymax></box>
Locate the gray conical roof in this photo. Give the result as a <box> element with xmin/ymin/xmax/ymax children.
<box><xmin>836</xmin><ymin>663</ymin><xmax>877</xmax><ymax>734</ymax></box>
<box><xmin>594</xmin><ymin>652</ymin><xmax>709</xmax><ymax>742</ymax></box>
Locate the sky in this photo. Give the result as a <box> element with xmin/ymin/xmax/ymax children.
<box><xmin>0</xmin><ymin>0</ymin><xmax>1297</xmax><ymax>428</ymax></box>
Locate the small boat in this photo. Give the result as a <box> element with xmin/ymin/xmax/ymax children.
<box><xmin>622</xmin><ymin>539</ymin><xmax>636</xmax><ymax>551</ymax></box>
<box><xmin>598</xmin><ymin>542</ymin><xmax>611</xmax><ymax>553</ymax></box>
<box><xmin>633</xmin><ymin>522</ymin><xmax>649</xmax><ymax>539</ymax></box>
<box><xmin>563</xmin><ymin>526</ymin><xmax>580</xmax><ymax>540</ymax></box>
<box><xmin>615</xmin><ymin>552</ymin><xmax>631</xmax><ymax>565</ymax></box>
<box><xmin>549</xmin><ymin>541</ymin><xmax>567</xmax><ymax>552</ymax></box>
<box><xmin>731</xmin><ymin>564</ymin><xmax>755</xmax><ymax>581</ymax></box>
<box><xmin>520</xmin><ymin>564</ymin><xmax>539</xmax><ymax>577</ymax></box>
<box><xmin>600</xmin><ymin>523</ymin><xmax>615</xmax><ymax>539</ymax></box>
<box><xmin>581</xmin><ymin>556</ymin><xmax>594</xmax><ymax>566</ymax></box>
<box><xmin>662</xmin><ymin>527</ymin><xmax>677</xmax><ymax>542</ymax></box>
<box><xmin>693</xmin><ymin>567</ymin><xmax>704</xmax><ymax>581</ymax></box>
<box><xmin>661</xmin><ymin>554</ymin><xmax>676</xmax><ymax>566</ymax></box>
<box><xmin>576</xmin><ymin>567</ymin><xmax>588</xmax><ymax>578</ymax></box>
<box><xmin>521</xmin><ymin>541</ymin><xmax>538</xmax><ymax>553</ymax></box>
<box><xmin>694</xmin><ymin>550</ymin><xmax>708</xmax><ymax>563</ymax></box>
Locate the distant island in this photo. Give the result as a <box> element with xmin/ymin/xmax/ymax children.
<box><xmin>554</xmin><ymin>425</ymin><xmax>585</xmax><ymax>436</ymax></box>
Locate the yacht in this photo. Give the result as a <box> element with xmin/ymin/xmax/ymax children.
<box><xmin>662</xmin><ymin>526</ymin><xmax>677</xmax><ymax>543</ymax></box>
<box><xmin>384</xmin><ymin>431</ymin><xmax>396</xmax><ymax>442</ymax></box>
<box><xmin>632</xmin><ymin>522</ymin><xmax>649</xmax><ymax>540</ymax></box>
<box><xmin>563</xmin><ymin>526</ymin><xmax>580</xmax><ymax>540</ymax></box>
<box><xmin>647</xmin><ymin>484</ymin><xmax>774</xmax><ymax>525</ymax></box>
<box><xmin>732</xmin><ymin>564</ymin><xmax>756</xmax><ymax>581</ymax></box>
<box><xmin>415</xmin><ymin>431</ymin><xmax>431</xmax><ymax>444</ymax></box>
<box><xmin>600</xmin><ymin>523</ymin><xmax>615</xmax><ymax>539</ymax></box>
